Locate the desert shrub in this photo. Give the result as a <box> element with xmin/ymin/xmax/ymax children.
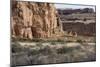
<box><xmin>46</xmin><ymin>39</ymin><xmax>56</xmax><ymax>42</ymax></box>
<box><xmin>36</xmin><ymin>43</ymin><xmax>43</xmax><ymax>49</ymax></box>
<box><xmin>60</xmin><ymin>41</ymin><xmax>66</xmax><ymax>44</ymax></box>
<box><xmin>32</xmin><ymin>38</ymin><xmax>44</xmax><ymax>42</ymax></box>
<box><xmin>56</xmin><ymin>39</ymin><xmax>67</xmax><ymax>44</ymax></box>
<box><xmin>12</xmin><ymin>38</ymin><xmax>45</xmax><ymax>42</ymax></box>
<box><xmin>12</xmin><ymin>54</ymin><xmax>33</xmax><ymax>66</ymax></box>
<box><xmin>12</xmin><ymin>42</ymin><xmax>22</xmax><ymax>53</ymax></box>
<box><xmin>27</xmin><ymin>49</ymin><xmax>39</xmax><ymax>56</ymax></box>
<box><xmin>57</xmin><ymin>39</ymin><xmax>64</xmax><ymax>42</ymax></box>
<box><xmin>18</xmin><ymin>38</ymin><xmax>28</xmax><ymax>42</ymax></box>
<box><xmin>11</xmin><ymin>42</ymin><xmax>30</xmax><ymax>53</ymax></box>
<box><xmin>11</xmin><ymin>37</ymin><xmax>33</xmax><ymax>42</ymax></box>
<box><xmin>39</xmin><ymin>46</ymin><xmax>56</xmax><ymax>55</ymax></box>
<box><xmin>66</xmin><ymin>40</ymin><xmax>73</xmax><ymax>42</ymax></box>
<box><xmin>57</xmin><ymin>47</ymin><xmax>74</xmax><ymax>54</ymax></box>
<box><xmin>36</xmin><ymin>43</ymin><xmax>42</xmax><ymax>47</ymax></box>
<box><xmin>74</xmin><ymin>46</ymin><xmax>81</xmax><ymax>50</ymax></box>
<box><xmin>76</xmin><ymin>39</ymin><xmax>83</xmax><ymax>43</ymax></box>
<box><xmin>11</xmin><ymin>37</ymin><xmax>16</xmax><ymax>42</ymax></box>
<box><xmin>50</xmin><ymin>42</ymin><xmax>56</xmax><ymax>45</ymax></box>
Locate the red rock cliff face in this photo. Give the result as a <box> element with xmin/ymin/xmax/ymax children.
<box><xmin>11</xmin><ymin>1</ymin><xmax>62</xmax><ymax>39</ymax></box>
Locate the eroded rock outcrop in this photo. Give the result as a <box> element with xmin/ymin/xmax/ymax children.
<box><xmin>11</xmin><ymin>1</ymin><xmax>63</xmax><ymax>39</ymax></box>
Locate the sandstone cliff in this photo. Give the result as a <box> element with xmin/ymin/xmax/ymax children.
<box><xmin>11</xmin><ymin>1</ymin><xmax>63</xmax><ymax>39</ymax></box>
<box><xmin>58</xmin><ymin>9</ymin><xmax>96</xmax><ymax>36</ymax></box>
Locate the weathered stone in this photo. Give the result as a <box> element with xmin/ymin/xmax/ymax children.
<box><xmin>11</xmin><ymin>1</ymin><xmax>63</xmax><ymax>39</ymax></box>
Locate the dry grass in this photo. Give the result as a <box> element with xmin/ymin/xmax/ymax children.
<box><xmin>11</xmin><ymin>41</ymin><xmax>96</xmax><ymax>66</ymax></box>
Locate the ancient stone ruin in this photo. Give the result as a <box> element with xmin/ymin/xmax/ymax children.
<box><xmin>11</xmin><ymin>1</ymin><xmax>63</xmax><ymax>39</ymax></box>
